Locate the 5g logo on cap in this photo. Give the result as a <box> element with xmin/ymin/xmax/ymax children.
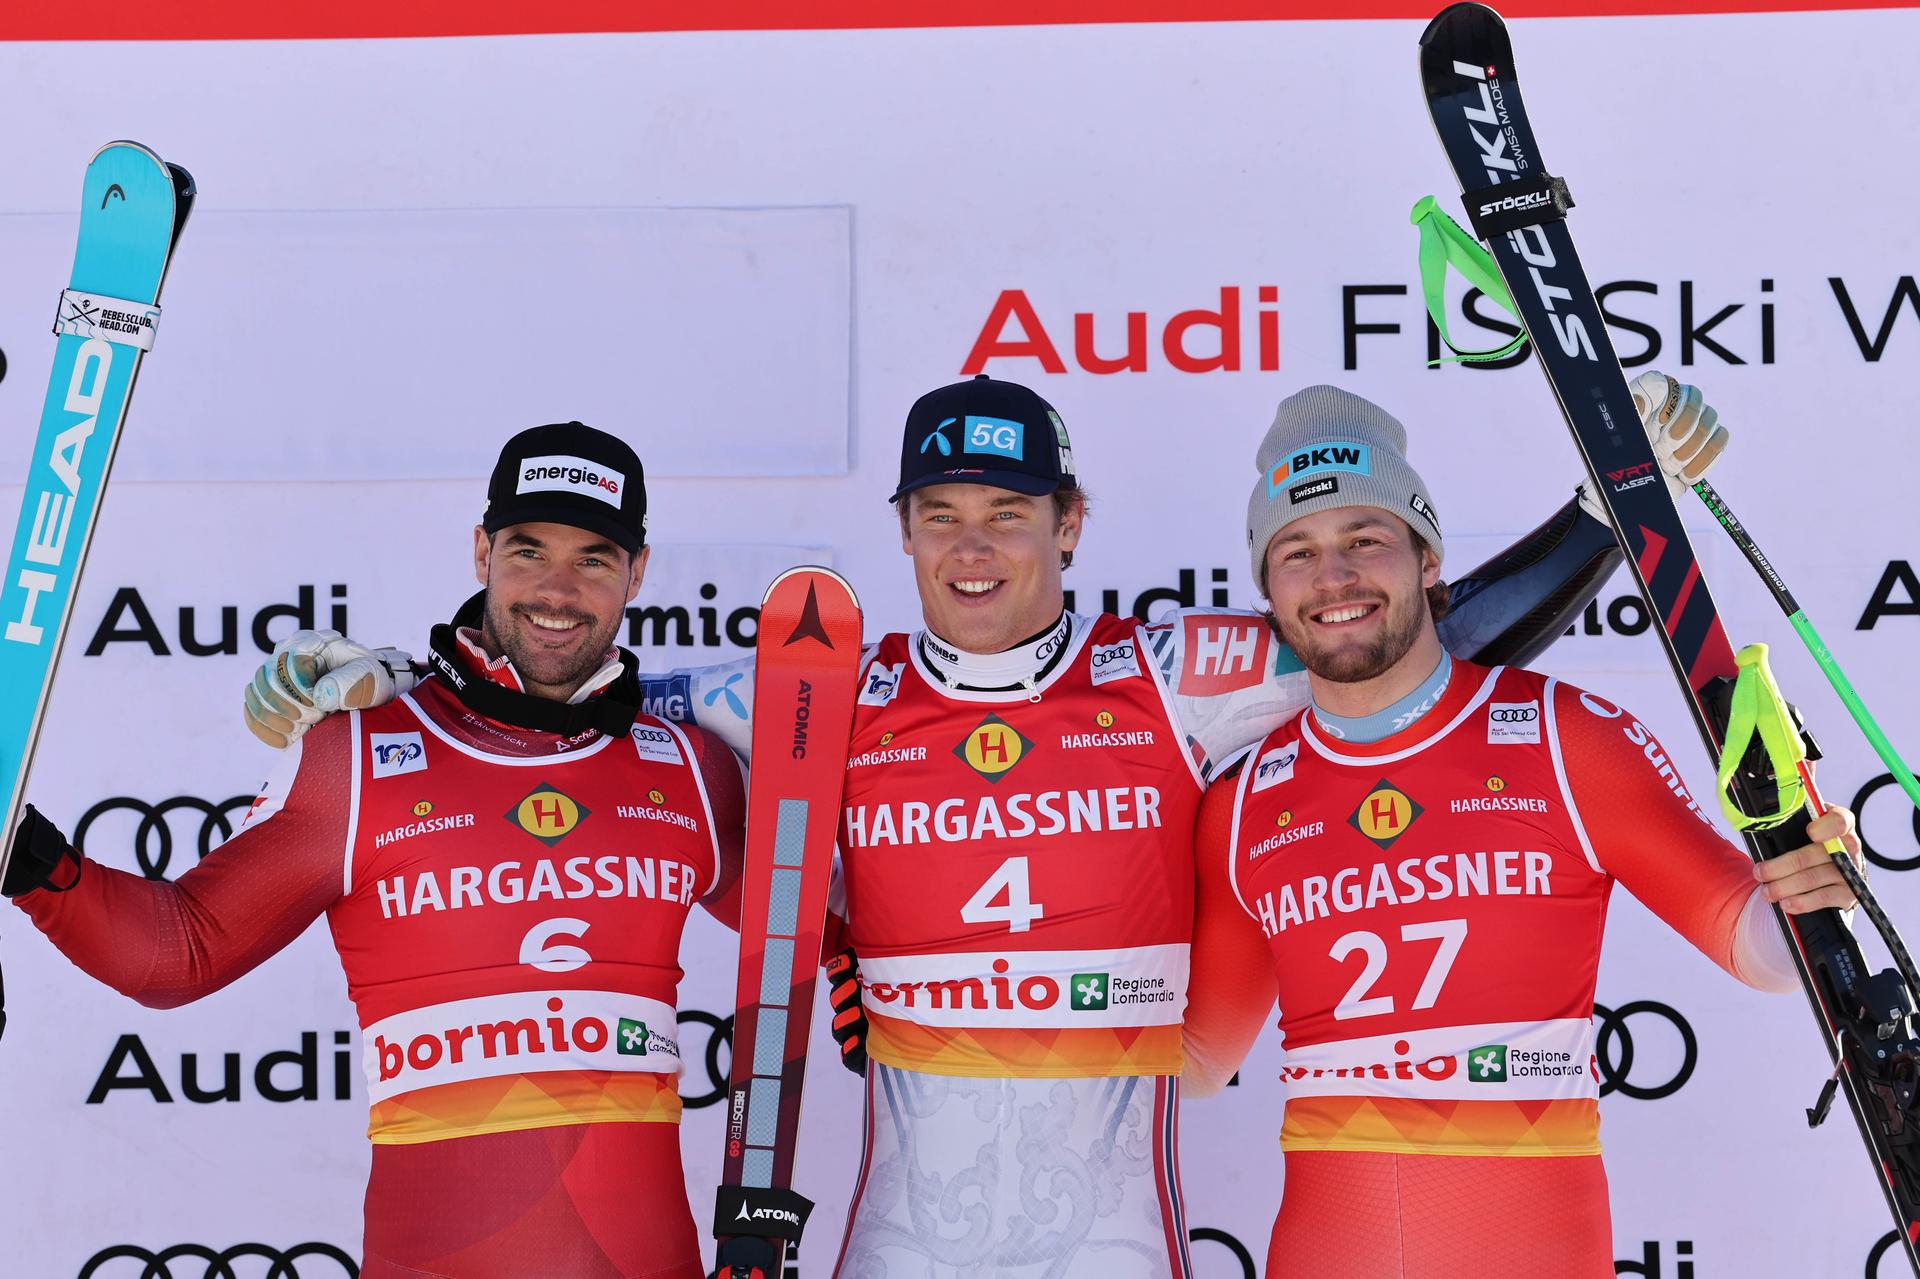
<box><xmin>517</xmin><ymin>453</ymin><xmax>625</xmax><ymax>507</ymax></box>
<box><xmin>961</xmin><ymin>415</ymin><xmax>1025</xmax><ymax>461</ymax></box>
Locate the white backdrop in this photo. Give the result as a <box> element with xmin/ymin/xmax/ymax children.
<box><xmin>1</xmin><ymin>8</ymin><xmax>1919</xmax><ymax>1277</ymax></box>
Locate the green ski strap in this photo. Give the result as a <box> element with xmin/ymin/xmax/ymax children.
<box><xmin>1715</xmin><ymin>642</ymin><xmax>1807</xmax><ymax>831</ymax></box>
<box><xmin>1410</xmin><ymin>195</ymin><xmax>1527</xmax><ymax>365</ymax></box>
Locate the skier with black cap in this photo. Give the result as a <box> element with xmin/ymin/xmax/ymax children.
<box><xmin>245</xmin><ymin>371</ymin><xmax>1731</xmax><ymax>1277</ymax></box>
<box><xmin>7</xmin><ymin>422</ymin><xmax>746</xmax><ymax>1279</ymax></box>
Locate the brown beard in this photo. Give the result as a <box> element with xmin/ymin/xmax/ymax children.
<box><xmin>480</xmin><ymin>591</ymin><xmax>622</xmax><ymax>694</ymax></box>
<box><xmin>1273</xmin><ymin>581</ymin><xmax>1427</xmax><ymax>685</ymax></box>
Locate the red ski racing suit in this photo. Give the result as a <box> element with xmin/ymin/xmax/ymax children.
<box><xmin>1183</xmin><ymin>663</ymin><xmax>1803</xmax><ymax>1279</ymax></box>
<box><xmin>17</xmin><ymin>641</ymin><xmax>744</xmax><ymax>1279</ymax></box>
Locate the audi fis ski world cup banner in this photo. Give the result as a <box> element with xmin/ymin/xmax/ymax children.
<box><xmin>2</xmin><ymin>4</ymin><xmax>1919</xmax><ymax>1277</ymax></box>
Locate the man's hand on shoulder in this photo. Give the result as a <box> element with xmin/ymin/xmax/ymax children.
<box><xmin>244</xmin><ymin>629</ymin><xmax>419</xmax><ymax>749</ymax></box>
<box><xmin>1577</xmin><ymin>370</ymin><xmax>1731</xmax><ymax>526</ymax></box>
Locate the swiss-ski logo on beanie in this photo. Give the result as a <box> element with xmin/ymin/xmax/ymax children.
<box><xmin>1264</xmin><ymin>441</ymin><xmax>1372</xmax><ymax>499</ymax></box>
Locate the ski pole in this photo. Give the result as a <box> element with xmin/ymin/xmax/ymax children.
<box><xmin>1691</xmin><ymin>479</ymin><xmax>1920</xmax><ymax>814</ymax></box>
<box><xmin>1409</xmin><ymin>194</ymin><xmax>1920</xmax><ymax>815</ymax></box>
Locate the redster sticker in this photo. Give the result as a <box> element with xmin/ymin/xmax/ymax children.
<box><xmin>1178</xmin><ymin>616</ymin><xmax>1270</xmax><ymax>695</ymax></box>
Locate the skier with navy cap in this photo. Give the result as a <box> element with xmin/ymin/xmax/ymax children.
<box><xmin>243</xmin><ymin>371</ymin><xmax>1730</xmax><ymax>1278</ymax></box>
<box><xmin>9</xmin><ymin>421</ymin><xmax>749</xmax><ymax>1279</ymax></box>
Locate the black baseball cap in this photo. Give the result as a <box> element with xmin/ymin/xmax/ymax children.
<box><xmin>483</xmin><ymin>422</ymin><xmax>647</xmax><ymax>552</ymax></box>
<box><xmin>890</xmin><ymin>375</ymin><xmax>1078</xmax><ymax>502</ymax></box>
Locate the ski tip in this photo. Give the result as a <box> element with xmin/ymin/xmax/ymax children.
<box><xmin>761</xmin><ymin>564</ymin><xmax>860</xmax><ymax>610</ymax></box>
<box><xmin>1419</xmin><ymin>2</ymin><xmax>1503</xmax><ymax>48</ymax></box>
<box><xmin>167</xmin><ymin>163</ymin><xmax>197</xmax><ymax>200</ymax></box>
<box><xmin>87</xmin><ymin>139</ymin><xmax>167</xmax><ymax>170</ymax></box>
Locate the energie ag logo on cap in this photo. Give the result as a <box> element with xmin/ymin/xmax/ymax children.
<box><xmin>517</xmin><ymin>453</ymin><xmax>624</xmax><ymax>507</ymax></box>
<box><xmin>508</xmin><ymin>783</ymin><xmax>588</xmax><ymax>846</ymax></box>
<box><xmin>1265</xmin><ymin>441</ymin><xmax>1373</xmax><ymax>498</ymax></box>
<box><xmin>955</xmin><ymin>713</ymin><xmax>1034</xmax><ymax>784</ymax></box>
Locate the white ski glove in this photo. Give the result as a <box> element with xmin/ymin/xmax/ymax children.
<box><xmin>244</xmin><ymin>629</ymin><xmax>419</xmax><ymax>749</ymax></box>
<box><xmin>1576</xmin><ymin>370</ymin><xmax>1731</xmax><ymax>526</ymax></box>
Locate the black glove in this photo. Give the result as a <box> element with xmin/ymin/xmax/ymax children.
<box><xmin>4</xmin><ymin>804</ymin><xmax>83</xmax><ymax>898</ymax></box>
<box><xmin>825</xmin><ymin>947</ymin><xmax>868</xmax><ymax>1076</ymax></box>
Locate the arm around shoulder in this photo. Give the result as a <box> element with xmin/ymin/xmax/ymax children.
<box><xmin>1183</xmin><ymin>767</ymin><xmax>1279</xmax><ymax>1098</ymax></box>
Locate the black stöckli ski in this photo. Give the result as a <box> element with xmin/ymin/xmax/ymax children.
<box><xmin>1421</xmin><ymin>5</ymin><xmax>1920</xmax><ymax>1268</ymax></box>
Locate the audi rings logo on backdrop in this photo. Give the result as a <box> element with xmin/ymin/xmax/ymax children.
<box><xmin>77</xmin><ymin>1241</ymin><xmax>357</xmax><ymax>1278</ymax></box>
<box><xmin>1594</xmin><ymin>1001</ymin><xmax>1698</xmax><ymax>1101</ymax></box>
<box><xmin>73</xmin><ymin>795</ymin><xmax>256</xmax><ymax>879</ymax></box>
<box><xmin>677</xmin><ymin>1008</ymin><xmax>733</xmax><ymax>1109</ymax></box>
<box><xmin>1188</xmin><ymin>1227</ymin><xmax>1257</xmax><ymax>1279</ymax></box>
<box><xmin>1867</xmin><ymin>1228</ymin><xmax>1909</xmax><ymax>1278</ymax></box>
<box><xmin>1853</xmin><ymin>772</ymin><xmax>1920</xmax><ymax>872</ymax></box>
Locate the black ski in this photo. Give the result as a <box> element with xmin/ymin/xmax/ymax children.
<box><xmin>1420</xmin><ymin>5</ymin><xmax>1920</xmax><ymax>1270</ymax></box>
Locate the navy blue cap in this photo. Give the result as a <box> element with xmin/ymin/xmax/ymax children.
<box><xmin>891</xmin><ymin>375</ymin><xmax>1077</xmax><ymax>502</ymax></box>
<box><xmin>483</xmin><ymin>422</ymin><xmax>647</xmax><ymax>552</ymax></box>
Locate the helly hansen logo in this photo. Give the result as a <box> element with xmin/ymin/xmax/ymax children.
<box><xmin>368</xmin><ymin>732</ymin><xmax>428</xmax><ymax>779</ymax></box>
<box><xmin>1264</xmin><ymin>442</ymin><xmax>1372</xmax><ymax>497</ymax></box>
<box><xmin>1180</xmin><ymin>616</ymin><xmax>1269</xmax><ymax>695</ymax></box>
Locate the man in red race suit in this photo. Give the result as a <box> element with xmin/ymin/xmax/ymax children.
<box><xmin>1182</xmin><ymin>385</ymin><xmax>1863</xmax><ymax>1279</ymax></box>
<box><xmin>6</xmin><ymin>422</ymin><xmax>746</xmax><ymax>1279</ymax></box>
<box><xmin>247</xmin><ymin>373</ymin><xmax>1728</xmax><ymax>1278</ymax></box>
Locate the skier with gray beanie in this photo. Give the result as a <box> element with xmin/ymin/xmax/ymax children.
<box><xmin>1182</xmin><ymin>379</ymin><xmax>1862</xmax><ymax>1279</ymax></box>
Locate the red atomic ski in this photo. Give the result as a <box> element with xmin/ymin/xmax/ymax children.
<box><xmin>711</xmin><ymin>566</ymin><xmax>862</xmax><ymax>1279</ymax></box>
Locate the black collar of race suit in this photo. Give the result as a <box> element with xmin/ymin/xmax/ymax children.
<box><xmin>917</xmin><ymin>611</ymin><xmax>1074</xmax><ymax>694</ymax></box>
<box><xmin>425</xmin><ymin>591</ymin><xmax>643</xmax><ymax>739</ymax></box>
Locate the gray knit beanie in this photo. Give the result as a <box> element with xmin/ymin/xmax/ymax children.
<box><xmin>1245</xmin><ymin>384</ymin><xmax>1444</xmax><ymax>595</ymax></box>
